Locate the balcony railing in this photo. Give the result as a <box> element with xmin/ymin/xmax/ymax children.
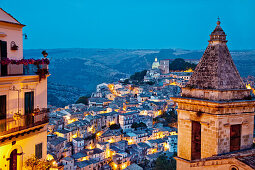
<box><xmin>0</xmin><ymin>58</ymin><xmax>49</xmax><ymax>77</ymax></box>
<box><xmin>0</xmin><ymin>109</ymin><xmax>49</xmax><ymax>137</ymax></box>
<box><xmin>0</xmin><ymin>64</ymin><xmax>49</xmax><ymax>77</ymax></box>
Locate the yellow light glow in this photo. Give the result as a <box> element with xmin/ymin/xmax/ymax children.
<box><xmin>88</xmin><ymin>126</ymin><xmax>94</xmax><ymax>133</ymax></box>
<box><xmin>105</xmin><ymin>148</ymin><xmax>111</xmax><ymax>158</ymax></box>
<box><xmin>121</xmin><ymin>163</ymin><xmax>127</xmax><ymax>169</ymax></box>
<box><xmin>109</xmin><ymin>121</ymin><xmax>115</xmax><ymax>126</ymax></box>
<box><xmin>246</xmin><ymin>84</ymin><xmax>252</xmax><ymax>89</ymax></box>
<box><xmin>169</xmin><ymin>82</ymin><xmax>177</xmax><ymax>86</ymax></box>
<box><xmin>89</xmin><ymin>144</ymin><xmax>94</xmax><ymax>149</ymax></box>
<box><xmin>67</xmin><ymin>118</ymin><xmax>77</xmax><ymax>124</ymax></box>
<box><xmin>46</xmin><ymin>154</ymin><xmax>54</xmax><ymax>161</ymax></box>
<box><xmin>52</xmin><ymin>161</ymin><xmax>57</xmax><ymax>167</ymax></box>
<box><xmin>108</xmin><ymin>138</ymin><xmax>114</xmax><ymax>143</ymax></box>
<box><xmin>112</xmin><ymin>163</ymin><xmax>118</xmax><ymax>169</ymax></box>
<box><xmin>170</xmin><ymin>131</ymin><xmax>177</xmax><ymax>135</ymax></box>
<box><xmin>82</xmin><ymin>157</ymin><xmax>88</xmax><ymax>161</ymax></box>
<box><xmin>184</xmin><ymin>68</ymin><xmax>193</xmax><ymax>72</ymax></box>
<box><xmin>246</xmin><ymin>84</ymin><xmax>255</xmax><ymax>95</ymax></box>
<box><xmin>128</xmin><ymin>139</ymin><xmax>133</xmax><ymax>145</ymax></box>
<box><xmin>151</xmin><ymin>148</ymin><xmax>157</xmax><ymax>154</ymax></box>
<box><xmin>72</xmin><ymin>134</ymin><xmax>77</xmax><ymax>138</ymax></box>
<box><xmin>164</xmin><ymin>143</ymin><xmax>169</xmax><ymax>150</ymax></box>
<box><xmin>123</xmin><ymin>104</ymin><xmax>126</xmax><ymax>111</ymax></box>
<box><xmin>108</xmin><ymin>84</ymin><xmax>120</xmax><ymax>97</ymax></box>
<box><xmin>96</xmin><ymin>132</ymin><xmax>101</xmax><ymax>137</ymax></box>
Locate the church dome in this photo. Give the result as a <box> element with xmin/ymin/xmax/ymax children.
<box><xmin>152</xmin><ymin>57</ymin><xmax>160</xmax><ymax>69</ymax></box>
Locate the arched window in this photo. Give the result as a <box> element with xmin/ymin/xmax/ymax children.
<box><xmin>9</xmin><ymin>149</ymin><xmax>17</xmax><ymax>170</ymax></box>
<box><xmin>229</xmin><ymin>165</ymin><xmax>239</xmax><ymax>170</ymax></box>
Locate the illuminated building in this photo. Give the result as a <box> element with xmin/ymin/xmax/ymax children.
<box><xmin>172</xmin><ymin>20</ymin><xmax>255</xmax><ymax>169</ymax></box>
<box><xmin>152</xmin><ymin>57</ymin><xmax>160</xmax><ymax>69</ymax></box>
<box><xmin>0</xmin><ymin>8</ymin><xmax>49</xmax><ymax>170</ymax></box>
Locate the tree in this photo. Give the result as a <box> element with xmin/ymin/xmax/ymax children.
<box><xmin>109</xmin><ymin>124</ymin><xmax>120</xmax><ymax>130</ymax></box>
<box><xmin>154</xmin><ymin>154</ymin><xmax>176</xmax><ymax>170</ymax></box>
<box><xmin>131</xmin><ymin>122</ymin><xmax>147</xmax><ymax>130</ymax></box>
<box><xmin>169</xmin><ymin>58</ymin><xmax>197</xmax><ymax>71</ymax></box>
<box><xmin>131</xmin><ymin>122</ymin><xmax>139</xmax><ymax>129</ymax></box>
<box><xmin>75</xmin><ymin>96</ymin><xmax>90</xmax><ymax>105</ymax></box>
<box><xmin>146</xmin><ymin>81</ymin><xmax>155</xmax><ymax>85</ymax></box>
<box><xmin>139</xmin><ymin>122</ymin><xmax>147</xmax><ymax>128</ymax></box>
<box><xmin>25</xmin><ymin>155</ymin><xmax>51</xmax><ymax>170</ymax></box>
<box><xmin>130</xmin><ymin>70</ymin><xmax>147</xmax><ymax>82</ymax></box>
<box><xmin>123</xmin><ymin>79</ymin><xmax>130</xmax><ymax>84</ymax></box>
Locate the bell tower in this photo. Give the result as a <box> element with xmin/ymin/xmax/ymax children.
<box><xmin>172</xmin><ymin>19</ymin><xmax>255</xmax><ymax>168</ymax></box>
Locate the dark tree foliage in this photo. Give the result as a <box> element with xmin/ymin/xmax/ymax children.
<box><xmin>169</xmin><ymin>58</ymin><xmax>196</xmax><ymax>71</ymax></box>
<box><xmin>164</xmin><ymin>110</ymin><xmax>177</xmax><ymax>124</ymax></box>
<box><xmin>131</xmin><ymin>122</ymin><xmax>147</xmax><ymax>130</ymax></box>
<box><xmin>139</xmin><ymin>122</ymin><xmax>147</xmax><ymax>128</ymax></box>
<box><xmin>85</xmin><ymin>133</ymin><xmax>96</xmax><ymax>140</ymax></box>
<box><xmin>131</xmin><ymin>122</ymin><xmax>139</xmax><ymax>129</ymax></box>
<box><xmin>109</xmin><ymin>124</ymin><xmax>120</xmax><ymax>130</ymax></box>
<box><xmin>130</xmin><ymin>70</ymin><xmax>147</xmax><ymax>82</ymax></box>
<box><xmin>153</xmin><ymin>109</ymin><xmax>177</xmax><ymax>127</ymax></box>
<box><xmin>76</xmin><ymin>96</ymin><xmax>90</xmax><ymax>105</ymax></box>
<box><xmin>123</xmin><ymin>79</ymin><xmax>130</xmax><ymax>84</ymax></box>
<box><xmin>146</xmin><ymin>81</ymin><xmax>155</xmax><ymax>85</ymax></box>
<box><xmin>154</xmin><ymin>154</ymin><xmax>176</xmax><ymax>170</ymax></box>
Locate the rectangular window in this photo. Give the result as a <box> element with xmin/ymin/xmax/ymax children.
<box><xmin>0</xmin><ymin>95</ymin><xmax>6</xmax><ymax>120</ymax></box>
<box><xmin>25</xmin><ymin>92</ymin><xmax>34</xmax><ymax>114</ymax></box>
<box><xmin>0</xmin><ymin>40</ymin><xmax>8</xmax><ymax>76</ymax></box>
<box><xmin>0</xmin><ymin>95</ymin><xmax>6</xmax><ymax>132</ymax></box>
<box><xmin>35</xmin><ymin>143</ymin><xmax>42</xmax><ymax>159</ymax></box>
<box><xmin>191</xmin><ymin>121</ymin><xmax>201</xmax><ymax>160</ymax></box>
<box><xmin>230</xmin><ymin>124</ymin><xmax>241</xmax><ymax>152</ymax></box>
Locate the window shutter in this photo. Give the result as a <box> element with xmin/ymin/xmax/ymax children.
<box><xmin>35</xmin><ymin>143</ymin><xmax>42</xmax><ymax>159</ymax></box>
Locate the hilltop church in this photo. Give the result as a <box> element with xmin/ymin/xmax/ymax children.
<box><xmin>172</xmin><ymin>20</ymin><xmax>255</xmax><ymax>170</ymax></box>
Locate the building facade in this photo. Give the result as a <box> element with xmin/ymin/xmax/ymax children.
<box><xmin>160</xmin><ymin>59</ymin><xmax>169</xmax><ymax>74</ymax></box>
<box><xmin>0</xmin><ymin>8</ymin><xmax>49</xmax><ymax>170</ymax></box>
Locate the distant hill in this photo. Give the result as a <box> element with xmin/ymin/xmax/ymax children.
<box><xmin>24</xmin><ymin>48</ymin><xmax>255</xmax><ymax>107</ymax></box>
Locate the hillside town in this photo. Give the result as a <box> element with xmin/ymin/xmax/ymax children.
<box><xmin>46</xmin><ymin>56</ymin><xmax>193</xmax><ymax>170</ymax></box>
<box><xmin>1</xmin><ymin>6</ymin><xmax>255</xmax><ymax>170</ymax></box>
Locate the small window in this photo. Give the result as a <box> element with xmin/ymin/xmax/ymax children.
<box><xmin>35</xmin><ymin>143</ymin><xmax>42</xmax><ymax>159</ymax></box>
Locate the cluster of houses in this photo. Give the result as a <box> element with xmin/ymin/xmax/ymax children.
<box><xmin>47</xmin><ymin>78</ymin><xmax>182</xmax><ymax>170</ymax></box>
<box><xmin>144</xmin><ymin>57</ymin><xmax>195</xmax><ymax>87</ymax></box>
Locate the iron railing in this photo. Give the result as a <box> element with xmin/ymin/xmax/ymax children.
<box><xmin>0</xmin><ymin>108</ymin><xmax>49</xmax><ymax>137</ymax></box>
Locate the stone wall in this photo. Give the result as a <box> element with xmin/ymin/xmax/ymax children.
<box><xmin>176</xmin><ymin>157</ymin><xmax>254</xmax><ymax>170</ymax></box>
<box><xmin>173</xmin><ymin>97</ymin><xmax>255</xmax><ymax>161</ymax></box>
<box><xmin>182</xmin><ymin>88</ymin><xmax>251</xmax><ymax>101</ymax></box>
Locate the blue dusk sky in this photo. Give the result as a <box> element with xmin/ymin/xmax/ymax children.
<box><xmin>1</xmin><ymin>0</ymin><xmax>255</xmax><ymax>50</ymax></box>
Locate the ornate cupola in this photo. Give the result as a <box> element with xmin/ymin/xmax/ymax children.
<box><xmin>183</xmin><ymin>19</ymin><xmax>248</xmax><ymax>101</ymax></box>
<box><xmin>208</xmin><ymin>18</ymin><xmax>227</xmax><ymax>44</ymax></box>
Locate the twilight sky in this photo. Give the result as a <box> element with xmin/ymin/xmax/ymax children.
<box><xmin>1</xmin><ymin>0</ymin><xmax>255</xmax><ymax>50</ymax></box>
